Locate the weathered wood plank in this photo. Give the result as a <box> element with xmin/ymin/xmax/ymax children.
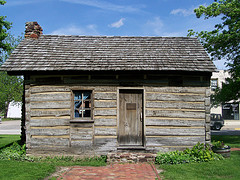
<box><xmin>94</xmin><ymin>92</ymin><xmax>117</xmax><ymax>100</ymax></box>
<box><xmin>71</xmin><ymin>134</ymin><xmax>92</xmax><ymax>140</ymax></box>
<box><xmin>65</xmin><ymin>86</ymin><xmax>116</xmax><ymax>92</ymax></box>
<box><xmin>30</xmin><ymin>119</ymin><xmax>70</xmax><ymax>126</ymax></box>
<box><xmin>205</xmin><ymin>98</ymin><xmax>210</xmax><ymax>106</ymax></box>
<box><xmin>146</xmin><ymin>93</ymin><xmax>204</xmax><ymax>102</ymax></box>
<box><xmin>146</xmin><ymin>136</ymin><xmax>205</xmax><ymax>146</ymax></box>
<box><xmin>30</xmin><ymin>101</ymin><xmax>71</xmax><ymax>109</ymax></box>
<box><xmin>145</xmin><ymin>87</ymin><xmax>206</xmax><ymax>94</ymax></box>
<box><xmin>30</xmin><ymin>109</ymin><xmax>71</xmax><ymax>117</ymax></box>
<box><xmin>30</xmin><ymin>93</ymin><xmax>71</xmax><ymax>102</ymax></box>
<box><xmin>95</xmin><ymin>127</ymin><xmax>117</xmax><ymax>136</ymax></box>
<box><xmin>206</xmin><ymin>114</ymin><xmax>210</xmax><ymax>123</ymax></box>
<box><xmin>95</xmin><ymin>87</ymin><xmax>117</xmax><ymax>92</ymax></box>
<box><xmin>145</xmin><ymin>118</ymin><xmax>205</xmax><ymax>126</ymax></box>
<box><xmin>30</xmin><ymin>138</ymin><xmax>69</xmax><ymax>147</ymax></box>
<box><xmin>70</xmin><ymin>123</ymin><xmax>93</xmax><ymax>128</ymax></box>
<box><xmin>146</xmin><ymin>110</ymin><xmax>205</xmax><ymax>119</ymax></box>
<box><xmin>146</xmin><ymin>127</ymin><xmax>205</xmax><ymax>136</ymax></box>
<box><xmin>31</xmin><ymin>116</ymin><xmax>70</xmax><ymax>120</ymax></box>
<box><xmin>94</xmin><ymin>100</ymin><xmax>117</xmax><ymax>108</ymax></box>
<box><xmin>30</xmin><ymin>128</ymin><xmax>69</xmax><ymax>136</ymax></box>
<box><xmin>71</xmin><ymin>128</ymin><xmax>93</xmax><ymax>140</ymax></box>
<box><xmin>94</xmin><ymin>118</ymin><xmax>117</xmax><ymax>126</ymax></box>
<box><xmin>93</xmin><ymin>137</ymin><xmax>117</xmax><ymax>152</ymax></box>
<box><xmin>71</xmin><ymin>140</ymin><xmax>92</xmax><ymax>147</ymax></box>
<box><xmin>146</xmin><ymin>101</ymin><xmax>205</xmax><ymax>110</ymax></box>
<box><xmin>94</xmin><ymin>109</ymin><xmax>117</xmax><ymax>116</ymax></box>
<box><xmin>31</xmin><ymin>86</ymin><xmax>70</xmax><ymax>93</ymax></box>
<box><xmin>206</xmin><ymin>132</ymin><xmax>211</xmax><ymax>141</ymax></box>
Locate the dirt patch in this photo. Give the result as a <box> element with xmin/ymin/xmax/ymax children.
<box><xmin>44</xmin><ymin>166</ymin><xmax>70</xmax><ymax>180</ymax></box>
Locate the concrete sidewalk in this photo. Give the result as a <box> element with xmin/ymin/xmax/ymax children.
<box><xmin>222</xmin><ymin>120</ymin><xmax>240</xmax><ymax>130</ymax></box>
<box><xmin>0</xmin><ymin>120</ymin><xmax>21</xmax><ymax>134</ymax></box>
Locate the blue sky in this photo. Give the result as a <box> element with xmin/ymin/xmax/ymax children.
<box><xmin>2</xmin><ymin>0</ymin><xmax>226</xmax><ymax>69</ymax></box>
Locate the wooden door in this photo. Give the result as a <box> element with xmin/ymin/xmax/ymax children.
<box><xmin>118</xmin><ymin>90</ymin><xmax>143</xmax><ymax>146</ymax></box>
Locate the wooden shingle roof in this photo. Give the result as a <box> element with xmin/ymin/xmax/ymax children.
<box><xmin>1</xmin><ymin>35</ymin><xmax>216</xmax><ymax>73</ymax></box>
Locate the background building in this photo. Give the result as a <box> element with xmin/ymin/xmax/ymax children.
<box><xmin>210</xmin><ymin>70</ymin><xmax>239</xmax><ymax>120</ymax></box>
<box><xmin>7</xmin><ymin>101</ymin><xmax>21</xmax><ymax>118</ymax></box>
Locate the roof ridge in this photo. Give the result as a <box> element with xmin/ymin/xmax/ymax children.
<box><xmin>40</xmin><ymin>35</ymin><xmax>197</xmax><ymax>39</ymax></box>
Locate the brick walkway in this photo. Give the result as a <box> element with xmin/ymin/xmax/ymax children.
<box><xmin>56</xmin><ymin>148</ymin><xmax>240</xmax><ymax>179</ymax></box>
<box><xmin>231</xmin><ymin>148</ymin><xmax>240</xmax><ymax>151</ymax></box>
<box><xmin>57</xmin><ymin>163</ymin><xmax>160</xmax><ymax>180</ymax></box>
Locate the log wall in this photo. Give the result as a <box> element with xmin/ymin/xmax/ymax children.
<box><xmin>25</xmin><ymin>74</ymin><xmax>211</xmax><ymax>155</ymax></box>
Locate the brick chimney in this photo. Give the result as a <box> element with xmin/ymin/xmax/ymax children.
<box><xmin>25</xmin><ymin>22</ymin><xmax>43</xmax><ymax>39</ymax></box>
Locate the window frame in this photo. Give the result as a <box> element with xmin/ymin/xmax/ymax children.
<box><xmin>211</xmin><ymin>79</ymin><xmax>218</xmax><ymax>91</ymax></box>
<box><xmin>70</xmin><ymin>89</ymin><xmax>94</xmax><ymax>123</ymax></box>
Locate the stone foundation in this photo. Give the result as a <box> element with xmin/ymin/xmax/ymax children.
<box><xmin>107</xmin><ymin>152</ymin><xmax>156</xmax><ymax>163</ymax></box>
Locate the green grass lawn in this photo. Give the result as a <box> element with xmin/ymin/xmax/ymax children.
<box><xmin>0</xmin><ymin>158</ymin><xmax>106</xmax><ymax>180</ymax></box>
<box><xmin>1</xmin><ymin>118</ymin><xmax>21</xmax><ymax>121</ymax></box>
<box><xmin>0</xmin><ymin>160</ymin><xmax>56</xmax><ymax>180</ymax></box>
<box><xmin>158</xmin><ymin>135</ymin><xmax>240</xmax><ymax>180</ymax></box>
<box><xmin>212</xmin><ymin>135</ymin><xmax>240</xmax><ymax>148</ymax></box>
<box><xmin>159</xmin><ymin>151</ymin><xmax>240</xmax><ymax>180</ymax></box>
<box><xmin>0</xmin><ymin>135</ymin><xmax>21</xmax><ymax>148</ymax></box>
<box><xmin>0</xmin><ymin>134</ymin><xmax>106</xmax><ymax>180</ymax></box>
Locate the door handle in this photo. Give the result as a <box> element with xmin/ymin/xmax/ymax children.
<box><xmin>140</xmin><ymin>113</ymin><xmax>142</xmax><ymax>122</ymax></box>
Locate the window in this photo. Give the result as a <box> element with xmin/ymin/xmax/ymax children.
<box><xmin>211</xmin><ymin>79</ymin><xmax>218</xmax><ymax>91</ymax></box>
<box><xmin>73</xmin><ymin>90</ymin><xmax>92</xmax><ymax>120</ymax></box>
<box><xmin>222</xmin><ymin>103</ymin><xmax>239</xmax><ymax>120</ymax></box>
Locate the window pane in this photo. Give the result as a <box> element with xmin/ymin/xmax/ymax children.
<box><xmin>211</xmin><ymin>79</ymin><xmax>218</xmax><ymax>91</ymax></box>
<box><xmin>75</xmin><ymin>101</ymin><xmax>82</xmax><ymax>109</ymax></box>
<box><xmin>75</xmin><ymin>110</ymin><xmax>83</xmax><ymax>117</ymax></box>
<box><xmin>83</xmin><ymin>101</ymin><xmax>91</xmax><ymax>108</ymax></box>
<box><xmin>74</xmin><ymin>92</ymin><xmax>82</xmax><ymax>100</ymax></box>
<box><xmin>83</xmin><ymin>92</ymin><xmax>91</xmax><ymax>100</ymax></box>
<box><xmin>83</xmin><ymin>110</ymin><xmax>91</xmax><ymax>117</ymax></box>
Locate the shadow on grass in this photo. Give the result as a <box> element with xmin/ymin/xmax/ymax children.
<box><xmin>0</xmin><ymin>140</ymin><xmax>22</xmax><ymax>150</ymax></box>
<box><xmin>0</xmin><ymin>135</ymin><xmax>21</xmax><ymax>149</ymax></box>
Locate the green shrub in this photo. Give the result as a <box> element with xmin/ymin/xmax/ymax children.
<box><xmin>0</xmin><ymin>142</ymin><xmax>34</xmax><ymax>161</ymax></box>
<box><xmin>40</xmin><ymin>155</ymin><xmax>107</xmax><ymax>163</ymax></box>
<box><xmin>0</xmin><ymin>141</ymin><xmax>107</xmax><ymax>165</ymax></box>
<box><xmin>155</xmin><ymin>142</ymin><xmax>224</xmax><ymax>165</ymax></box>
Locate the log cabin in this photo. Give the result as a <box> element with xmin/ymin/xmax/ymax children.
<box><xmin>1</xmin><ymin>22</ymin><xmax>216</xmax><ymax>157</ymax></box>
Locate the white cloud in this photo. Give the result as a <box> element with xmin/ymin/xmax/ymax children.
<box><xmin>170</xmin><ymin>8</ymin><xmax>194</xmax><ymax>17</ymax></box>
<box><xmin>50</xmin><ymin>24</ymin><xmax>99</xmax><ymax>35</ymax></box>
<box><xmin>171</xmin><ymin>4</ymin><xmax>208</xmax><ymax>17</ymax></box>
<box><xmin>146</xmin><ymin>17</ymin><xmax>164</xmax><ymax>36</ymax></box>
<box><xmin>144</xmin><ymin>17</ymin><xmax>187</xmax><ymax>37</ymax></box>
<box><xmin>60</xmin><ymin>0</ymin><xmax>141</xmax><ymax>13</ymax></box>
<box><xmin>109</xmin><ymin>18</ymin><xmax>125</xmax><ymax>28</ymax></box>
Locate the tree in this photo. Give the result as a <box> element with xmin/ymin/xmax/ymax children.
<box><xmin>0</xmin><ymin>0</ymin><xmax>12</xmax><ymax>55</ymax></box>
<box><xmin>0</xmin><ymin>0</ymin><xmax>23</xmax><ymax>117</ymax></box>
<box><xmin>0</xmin><ymin>33</ymin><xmax>23</xmax><ymax>118</ymax></box>
<box><xmin>188</xmin><ymin>0</ymin><xmax>240</xmax><ymax>105</ymax></box>
<box><xmin>0</xmin><ymin>72</ymin><xmax>23</xmax><ymax>118</ymax></box>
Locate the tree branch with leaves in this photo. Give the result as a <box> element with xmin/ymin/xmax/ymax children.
<box><xmin>188</xmin><ymin>0</ymin><xmax>240</xmax><ymax>105</ymax></box>
<box><xmin>0</xmin><ymin>0</ymin><xmax>12</xmax><ymax>55</ymax></box>
<box><xmin>0</xmin><ymin>1</ymin><xmax>23</xmax><ymax>117</ymax></box>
